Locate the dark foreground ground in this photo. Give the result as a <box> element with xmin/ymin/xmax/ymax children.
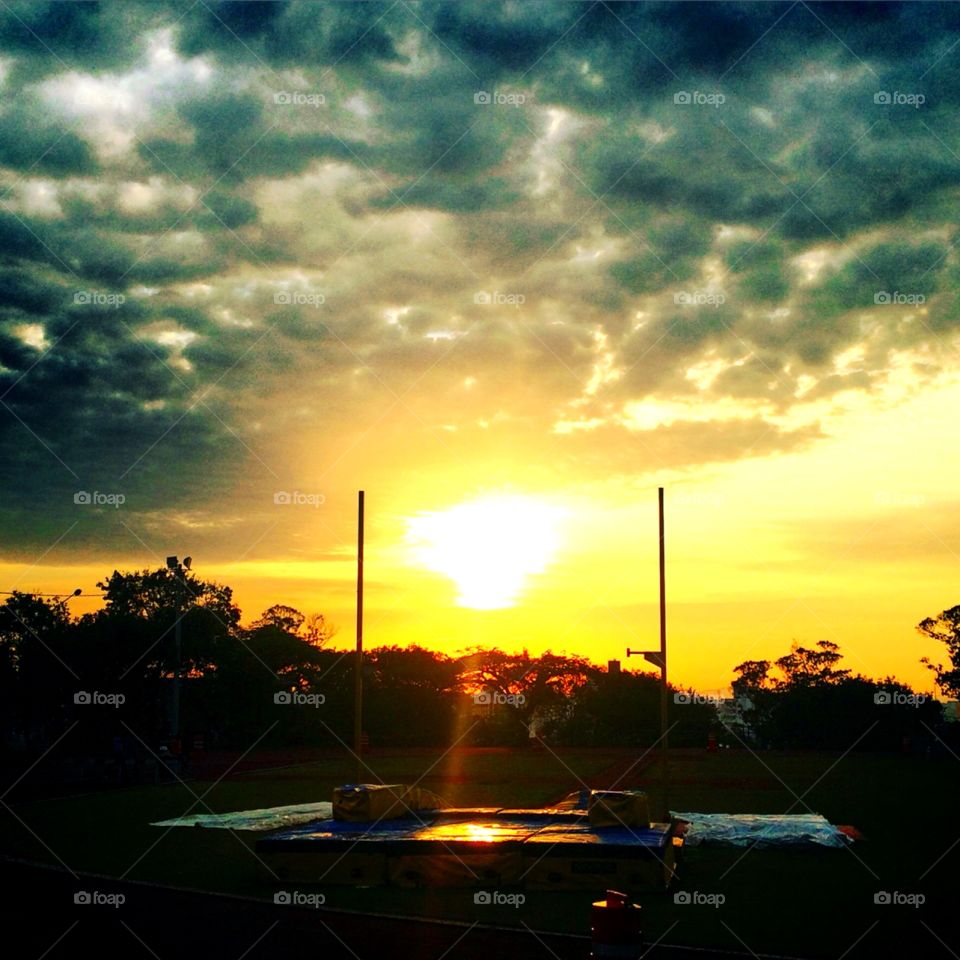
<box><xmin>2</xmin><ymin>745</ymin><xmax>957</xmax><ymax>958</ymax></box>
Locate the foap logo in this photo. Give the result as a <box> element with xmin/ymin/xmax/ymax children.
<box><xmin>274</xmin><ymin>290</ymin><xmax>325</xmax><ymax>307</ymax></box>
<box><xmin>74</xmin><ymin>691</ymin><xmax>126</xmax><ymax>708</ymax></box>
<box><xmin>873</xmin><ymin>90</ymin><xmax>925</xmax><ymax>108</ymax></box>
<box><xmin>74</xmin><ymin>891</ymin><xmax>125</xmax><ymax>908</ymax></box>
<box><xmin>674</xmin><ymin>290</ymin><xmax>726</xmax><ymax>307</ymax></box>
<box><xmin>473</xmin><ymin>691</ymin><xmax>526</xmax><ymax>708</ymax></box>
<box><xmin>274</xmin><ymin>890</ymin><xmax>326</xmax><ymax>907</ymax></box>
<box><xmin>474</xmin><ymin>291</ymin><xmax>525</xmax><ymax>307</ymax></box>
<box><xmin>674</xmin><ymin>692</ymin><xmax>722</xmax><ymax>706</ymax></box>
<box><xmin>473</xmin><ymin>90</ymin><xmax>530</xmax><ymax>106</ymax></box>
<box><xmin>273</xmin><ymin>91</ymin><xmax>326</xmax><ymax>107</ymax></box>
<box><xmin>274</xmin><ymin>691</ymin><xmax>325</xmax><ymax>708</ymax></box>
<box><xmin>874</xmin><ymin>690</ymin><xmax>927</xmax><ymax>707</ymax></box>
<box><xmin>74</xmin><ymin>290</ymin><xmax>125</xmax><ymax>307</ymax></box>
<box><xmin>674</xmin><ymin>891</ymin><xmax>725</xmax><ymax>908</ymax></box>
<box><xmin>873</xmin><ymin>491</ymin><xmax>926</xmax><ymax>508</ymax></box>
<box><xmin>874</xmin><ymin>891</ymin><xmax>925</xmax><ymax>908</ymax></box>
<box><xmin>74</xmin><ymin>491</ymin><xmax>125</xmax><ymax>508</ymax></box>
<box><xmin>674</xmin><ymin>90</ymin><xmax>726</xmax><ymax>107</ymax></box>
<box><xmin>874</xmin><ymin>291</ymin><xmax>926</xmax><ymax>305</ymax></box>
<box><xmin>273</xmin><ymin>491</ymin><xmax>325</xmax><ymax>507</ymax></box>
<box><xmin>474</xmin><ymin>891</ymin><xmax>525</xmax><ymax>908</ymax></box>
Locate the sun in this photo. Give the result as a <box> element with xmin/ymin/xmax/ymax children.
<box><xmin>406</xmin><ymin>495</ymin><xmax>566</xmax><ymax>609</ymax></box>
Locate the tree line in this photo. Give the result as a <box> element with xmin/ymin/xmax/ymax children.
<box><xmin>1</xmin><ymin>566</ymin><xmax>956</xmax><ymax>768</ymax></box>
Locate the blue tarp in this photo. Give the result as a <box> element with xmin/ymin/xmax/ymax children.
<box><xmin>151</xmin><ymin>801</ymin><xmax>333</xmax><ymax>831</ymax></box>
<box><xmin>672</xmin><ymin>812</ymin><xmax>851</xmax><ymax>848</ymax></box>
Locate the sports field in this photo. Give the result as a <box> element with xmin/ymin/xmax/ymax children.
<box><xmin>2</xmin><ymin>745</ymin><xmax>955</xmax><ymax>957</ymax></box>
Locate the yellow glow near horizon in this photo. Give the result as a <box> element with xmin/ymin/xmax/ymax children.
<box><xmin>405</xmin><ymin>495</ymin><xmax>565</xmax><ymax>610</ymax></box>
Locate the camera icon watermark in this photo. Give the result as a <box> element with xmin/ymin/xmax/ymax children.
<box><xmin>274</xmin><ymin>691</ymin><xmax>325</xmax><ymax>708</ymax></box>
<box><xmin>473</xmin><ymin>291</ymin><xmax>525</xmax><ymax>307</ymax></box>
<box><xmin>73</xmin><ymin>290</ymin><xmax>126</xmax><ymax>307</ymax></box>
<box><xmin>473</xmin><ymin>691</ymin><xmax>525</xmax><ymax>708</ymax></box>
<box><xmin>273</xmin><ymin>91</ymin><xmax>326</xmax><ymax>108</ymax></box>
<box><xmin>874</xmin><ymin>291</ymin><xmax>925</xmax><ymax>305</ymax></box>
<box><xmin>674</xmin><ymin>891</ymin><xmax>725</xmax><ymax>908</ymax></box>
<box><xmin>674</xmin><ymin>692</ymin><xmax>721</xmax><ymax>706</ymax></box>
<box><xmin>473</xmin><ymin>890</ymin><xmax>525</xmax><ymax>907</ymax></box>
<box><xmin>74</xmin><ymin>691</ymin><xmax>125</xmax><ymax>708</ymax></box>
<box><xmin>274</xmin><ymin>890</ymin><xmax>326</xmax><ymax>907</ymax></box>
<box><xmin>873</xmin><ymin>90</ymin><xmax>924</xmax><ymax>108</ymax></box>
<box><xmin>273</xmin><ymin>490</ymin><xmax>325</xmax><ymax>507</ymax></box>
<box><xmin>874</xmin><ymin>891</ymin><xmax>924</xmax><ymax>907</ymax></box>
<box><xmin>673</xmin><ymin>91</ymin><xmax>726</xmax><ymax>107</ymax></box>
<box><xmin>473</xmin><ymin>90</ymin><xmax>529</xmax><ymax>107</ymax></box>
<box><xmin>74</xmin><ymin>491</ymin><xmax>125</xmax><ymax>508</ymax></box>
<box><xmin>74</xmin><ymin>890</ymin><xmax>125</xmax><ymax>908</ymax></box>
<box><xmin>873</xmin><ymin>690</ymin><xmax>926</xmax><ymax>707</ymax></box>
<box><xmin>274</xmin><ymin>290</ymin><xmax>325</xmax><ymax>308</ymax></box>
<box><xmin>674</xmin><ymin>290</ymin><xmax>726</xmax><ymax>307</ymax></box>
<box><xmin>873</xmin><ymin>490</ymin><xmax>926</xmax><ymax>508</ymax></box>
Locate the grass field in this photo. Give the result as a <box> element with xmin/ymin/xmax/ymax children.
<box><xmin>2</xmin><ymin>745</ymin><xmax>956</xmax><ymax>957</ymax></box>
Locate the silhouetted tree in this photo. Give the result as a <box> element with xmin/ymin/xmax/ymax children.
<box><xmin>917</xmin><ymin>605</ymin><xmax>960</xmax><ymax>698</ymax></box>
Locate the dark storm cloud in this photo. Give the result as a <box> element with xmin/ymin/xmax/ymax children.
<box><xmin>0</xmin><ymin>105</ymin><xmax>98</xmax><ymax>176</ymax></box>
<box><xmin>138</xmin><ymin>91</ymin><xmax>373</xmax><ymax>183</ymax></box>
<box><xmin>176</xmin><ymin>1</ymin><xmax>404</xmax><ymax>69</ymax></box>
<box><xmin>0</xmin><ymin>1</ymin><xmax>160</xmax><ymax>78</ymax></box>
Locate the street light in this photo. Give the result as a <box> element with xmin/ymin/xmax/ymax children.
<box><xmin>626</xmin><ymin>487</ymin><xmax>669</xmax><ymax>819</ymax></box>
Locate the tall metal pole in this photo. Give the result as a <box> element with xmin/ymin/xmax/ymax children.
<box><xmin>658</xmin><ymin>487</ymin><xmax>670</xmax><ymax>819</ymax></box>
<box><xmin>354</xmin><ymin>490</ymin><xmax>365</xmax><ymax>783</ymax></box>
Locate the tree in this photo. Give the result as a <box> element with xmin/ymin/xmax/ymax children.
<box><xmin>730</xmin><ymin>640</ymin><xmax>938</xmax><ymax>750</ymax></box>
<box><xmin>917</xmin><ymin>605</ymin><xmax>960</xmax><ymax>698</ymax></box>
<box><xmin>732</xmin><ymin>659</ymin><xmax>771</xmax><ymax>697</ymax></box>
<box><xmin>774</xmin><ymin>640</ymin><xmax>849</xmax><ymax>689</ymax></box>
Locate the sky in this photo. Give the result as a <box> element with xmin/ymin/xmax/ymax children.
<box><xmin>1</xmin><ymin>1</ymin><xmax>959</xmax><ymax>694</ymax></box>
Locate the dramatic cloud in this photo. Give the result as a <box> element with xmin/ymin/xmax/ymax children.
<box><xmin>1</xmin><ymin>1</ymin><xmax>960</xmax><ymax>563</ymax></box>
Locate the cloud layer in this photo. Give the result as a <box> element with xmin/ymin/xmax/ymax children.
<box><xmin>1</xmin><ymin>1</ymin><xmax>959</xmax><ymax>560</ymax></box>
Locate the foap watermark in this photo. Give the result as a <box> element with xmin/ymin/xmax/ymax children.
<box><xmin>474</xmin><ymin>891</ymin><xmax>525</xmax><ymax>908</ymax></box>
<box><xmin>874</xmin><ymin>891</ymin><xmax>925</xmax><ymax>908</ymax></box>
<box><xmin>474</xmin><ymin>691</ymin><xmax>526</xmax><ymax>708</ymax></box>
<box><xmin>74</xmin><ymin>290</ymin><xmax>125</xmax><ymax>307</ymax></box>
<box><xmin>74</xmin><ymin>891</ymin><xmax>125</xmax><ymax>908</ymax></box>
<box><xmin>874</xmin><ymin>690</ymin><xmax>927</xmax><ymax>707</ymax></box>
<box><xmin>274</xmin><ymin>691</ymin><xmax>325</xmax><ymax>708</ymax></box>
<box><xmin>274</xmin><ymin>491</ymin><xmax>325</xmax><ymax>507</ymax></box>
<box><xmin>474</xmin><ymin>90</ymin><xmax>530</xmax><ymax>107</ymax></box>
<box><xmin>273</xmin><ymin>91</ymin><xmax>326</xmax><ymax>108</ymax></box>
<box><xmin>873</xmin><ymin>91</ymin><xmax>925</xmax><ymax>108</ymax></box>
<box><xmin>874</xmin><ymin>291</ymin><xmax>925</xmax><ymax>306</ymax></box>
<box><xmin>873</xmin><ymin>490</ymin><xmax>925</xmax><ymax>508</ymax></box>
<box><xmin>674</xmin><ymin>891</ymin><xmax>725</xmax><ymax>908</ymax></box>
<box><xmin>274</xmin><ymin>290</ymin><xmax>325</xmax><ymax>308</ymax></box>
<box><xmin>274</xmin><ymin>890</ymin><xmax>326</xmax><ymax>907</ymax></box>
<box><xmin>74</xmin><ymin>491</ymin><xmax>125</xmax><ymax>508</ymax></box>
<box><xmin>674</xmin><ymin>692</ymin><xmax>722</xmax><ymax>706</ymax></box>
<box><xmin>674</xmin><ymin>290</ymin><xmax>726</xmax><ymax>307</ymax></box>
<box><xmin>674</xmin><ymin>90</ymin><xmax>726</xmax><ymax>107</ymax></box>
<box><xmin>474</xmin><ymin>290</ymin><xmax>525</xmax><ymax>307</ymax></box>
<box><xmin>74</xmin><ymin>691</ymin><xmax>125</xmax><ymax>708</ymax></box>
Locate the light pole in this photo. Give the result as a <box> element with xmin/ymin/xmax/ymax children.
<box><xmin>354</xmin><ymin>492</ymin><xmax>364</xmax><ymax>783</ymax></box>
<box><xmin>626</xmin><ymin>487</ymin><xmax>669</xmax><ymax>819</ymax></box>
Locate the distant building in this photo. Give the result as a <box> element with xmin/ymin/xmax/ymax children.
<box><xmin>717</xmin><ymin>696</ymin><xmax>754</xmax><ymax>739</ymax></box>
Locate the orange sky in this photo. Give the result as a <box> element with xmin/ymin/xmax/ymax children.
<box><xmin>6</xmin><ymin>372</ymin><xmax>958</xmax><ymax>697</ymax></box>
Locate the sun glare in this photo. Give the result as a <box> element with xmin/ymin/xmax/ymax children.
<box><xmin>406</xmin><ymin>495</ymin><xmax>565</xmax><ymax>609</ymax></box>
